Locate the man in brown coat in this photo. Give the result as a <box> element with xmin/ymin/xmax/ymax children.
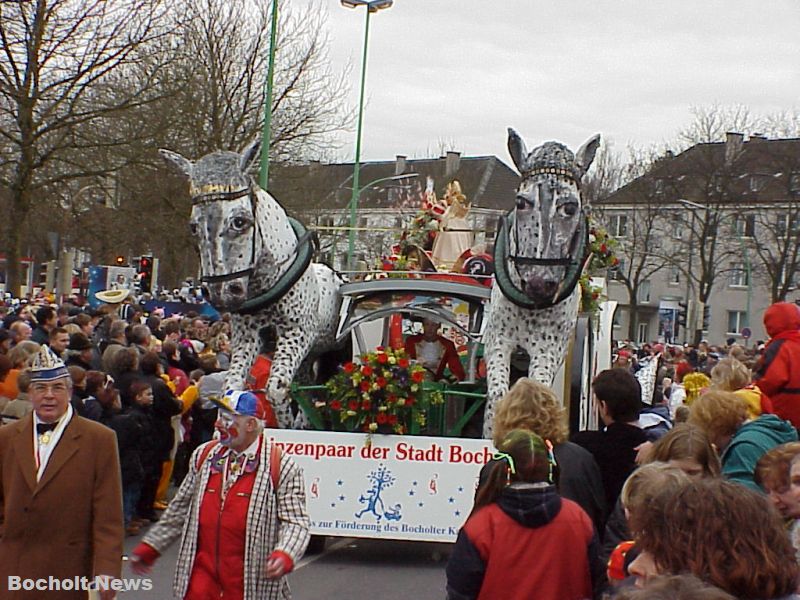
<box><xmin>0</xmin><ymin>346</ymin><xmax>124</xmax><ymax>599</ymax></box>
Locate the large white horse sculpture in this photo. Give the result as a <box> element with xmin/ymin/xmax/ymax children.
<box><xmin>160</xmin><ymin>140</ymin><xmax>342</xmax><ymax>428</ymax></box>
<box><xmin>483</xmin><ymin>129</ymin><xmax>600</xmax><ymax>438</ymax></box>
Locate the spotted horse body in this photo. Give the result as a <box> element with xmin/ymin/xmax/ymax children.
<box><xmin>482</xmin><ymin>129</ymin><xmax>600</xmax><ymax>439</ymax></box>
<box><xmin>160</xmin><ymin>140</ymin><xmax>342</xmax><ymax>428</ymax></box>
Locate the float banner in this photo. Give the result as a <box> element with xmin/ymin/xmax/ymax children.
<box><xmin>266</xmin><ymin>429</ymin><xmax>495</xmax><ymax>542</ymax></box>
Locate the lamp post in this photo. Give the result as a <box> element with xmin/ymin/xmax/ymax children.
<box><xmin>259</xmin><ymin>0</ymin><xmax>280</xmax><ymax>189</ymax></box>
<box><xmin>341</xmin><ymin>0</ymin><xmax>394</xmax><ymax>270</ymax></box>
<box><xmin>678</xmin><ymin>198</ymin><xmax>752</xmax><ymax>341</ymax></box>
<box><xmin>342</xmin><ymin>172</ymin><xmax>418</xmax><ymax>269</ymax></box>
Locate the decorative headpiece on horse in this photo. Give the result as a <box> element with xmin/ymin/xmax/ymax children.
<box><xmin>494</xmin><ymin>128</ymin><xmax>601</xmax><ymax>309</ymax></box>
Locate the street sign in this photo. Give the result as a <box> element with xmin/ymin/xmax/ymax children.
<box><xmin>741</xmin><ymin>327</ymin><xmax>752</xmax><ymax>339</ymax></box>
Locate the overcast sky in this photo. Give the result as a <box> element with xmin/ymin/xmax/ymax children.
<box><xmin>296</xmin><ymin>0</ymin><xmax>799</xmax><ymax>163</ymax></box>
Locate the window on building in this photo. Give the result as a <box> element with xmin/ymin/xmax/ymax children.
<box><xmin>655</xmin><ymin>178</ymin><xmax>666</xmax><ymax>195</ymax></box>
<box><xmin>671</xmin><ymin>219</ymin><xmax>683</xmax><ymax>240</ymax></box>
<box><xmin>790</xmin><ymin>172</ymin><xmax>800</xmax><ymax>193</ymax></box>
<box><xmin>668</xmin><ymin>265</ymin><xmax>681</xmax><ymax>285</ymax></box>
<box><xmin>608</xmin><ymin>214</ymin><xmax>628</xmax><ymax>238</ymax></box>
<box><xmin>750</xmin><ymin>174</ymin><xmax>770</xmax><ymax>193</ymax></box>
<box><xmin>712</xmin><ymin>174</ymin><xmax>725</xmax><ymax>194</ymax></box>
<box><xmin>729</xmin><ymin>262</ymin><xmax>749</xmax><ymax>287</ymax></box>
<box><xmin>727</xmin><ymin>310</ymin><xmax>748</xmax><ymax>335</ymax></box>
<box><xmin>318</xmin><ymin>216</ymin><xmax>334</xmax><ymax>229</ymax></box>
<box><xmin>638</xmin><ymin>280</ymin><xmax>651</xmax><ymax>303</ymax></box>
<box><xmin>733</xmin><ymin>214</ymin><xmax>756</xmax><ymax>238</ymax></box>
<box><xmin>485</xmin><ymin>217</ymin><xmax>498</xmax><ymax>241</ymax></box>
<box><xmin>637</xmin><ymin>322</ymin><xmax>649</xmax><ymax>344</ymax></box>
<box><xmin>612</xmin><ymin>310</ymin><xmax>622</xmax><ymax>329</ymax></box>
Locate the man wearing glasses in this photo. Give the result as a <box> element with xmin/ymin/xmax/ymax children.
<box><xmin>0</xmin><ymin>346</ymin><xmax>124</xmax><ymax>599</ymax></box>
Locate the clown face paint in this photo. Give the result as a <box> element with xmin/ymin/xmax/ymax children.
<box><xmin>216</xmin><ymin>411</ymin><xmax>244</xmax><ymax>447</ymax></box>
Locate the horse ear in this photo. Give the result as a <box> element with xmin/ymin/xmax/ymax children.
<box><xmin>575</xmin><ymin>134</ymin><xmax>601</xmax><ymax>177</ymax></box>
<box><xmin>240</xmin><ymin>138</ymin><xmax>262</xmax><ymax>175</ymax></box>
<box><xmin>507</xmin><ymin>128</ymin><xmax>529</xmax><ymax>174</ymax></box>
<box><xmin>159</xmin><ymin>149</ymin><xmax>193</xmax><ymax>179</ymax></box>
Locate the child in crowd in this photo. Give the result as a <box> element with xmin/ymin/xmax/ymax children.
<box><xmin>447</xmin><ymin>429</ymin><xmax>601</xmax><ymax>600</ymax></box>
<box><xmin>127</xmin><ymin>379</ymin><xmax>160</xmax><ymax>524</ymax></box>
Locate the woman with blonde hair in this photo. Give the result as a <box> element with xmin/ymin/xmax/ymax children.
<box><xmin>689</xmin><ymin>390</ymin><xmax>796</xmax><ymax>491</ymax></box>
<box><xmin>710</xmin><ymin>356</ymin><xmax>772</xmax><ymax>419</ymax></box>
<box><xmin>480</xmin><ymin>377</ymin><xmax>606</xmax><ymax>531</ymax></box>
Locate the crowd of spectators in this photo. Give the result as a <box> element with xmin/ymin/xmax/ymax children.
<box><xmin>0</xmin><ymin>295</ymin><xmax>233</xmax><ymax>537</ymax></box>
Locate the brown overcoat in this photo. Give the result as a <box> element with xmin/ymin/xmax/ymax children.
<box><xmin>0</xmin><ymin>414</ymin><xmax>124</xmax><ymax>599</ymax></box>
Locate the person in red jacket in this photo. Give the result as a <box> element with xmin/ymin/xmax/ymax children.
<box><xmin>446</xmin><ymin>429</ymin><xmax>602</xmax><ymax>600</ymax></box>
<box><xmin>755</xmin><ymin>302</ymin><xmax>800</xmax><ymax>430</ymax></box>
<box><xmin>404</xmin><ymin>318</ymin><xmax>465</xmax><ymax>381</ymax></box>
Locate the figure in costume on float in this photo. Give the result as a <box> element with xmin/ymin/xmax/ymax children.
<box><xmin>431</xmin><ymin>180</ymin><xmax>474</xmax><ymax>271</ymax></box>
<box><xmin>131</xmin><ymin>390</ymin><xmax>310</xmax><ymax>600</ymax></box>
<box><xmin>405</xmin><ymin>318</ymin><xmax>466</xmax><ymax>382</ymax></box>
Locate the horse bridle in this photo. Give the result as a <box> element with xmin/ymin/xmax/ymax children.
<box><xmin>191</xmin><ymin>183</ymin><xmax>318</xmax><ymax>313</ymax></box>
<box><xmin>192</xmin><ymin>187</ymin><xmax>260</xmax><ymax>284</ymax></box>
<box><xmin>493</xmin><ymin>170</ymin><xmax>589</xmax><ymax>309</ymax></box>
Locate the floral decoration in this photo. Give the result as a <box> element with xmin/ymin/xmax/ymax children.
<box><xmin>579</xmin><ymin>273</ymin><xmax>604</xmax><ymax>318</ymax></box>
<box><xmin>373</xmin><ymin>249</ymin><xmax>421</xmax><ymax>279</ymax></box>
<box><xmin>321</xmin><ymin>346</ymin><xmax>444</xmax><ymax>435</ymax></box>
<box><xmin>588</xmin><ymin>222</ymin><xmax>620</xmax><ymax>273</ymax></box>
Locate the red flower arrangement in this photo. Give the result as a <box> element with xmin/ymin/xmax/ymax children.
<box><xmin>321</xmin><ymin>346</ymin><xmax>443</xmax><ymax>435</ymax></box>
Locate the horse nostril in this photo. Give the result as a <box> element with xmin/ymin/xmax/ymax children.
<box><xmin>228</xmin><ymin>283</ymin><xmax>245</xmax><ymax>296</ymax></box>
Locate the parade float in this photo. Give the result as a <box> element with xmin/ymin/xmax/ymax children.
<box><xmin>160</xmin><ymin>128</ymin><xmax>614</xmax><ymax>543</ymax></box>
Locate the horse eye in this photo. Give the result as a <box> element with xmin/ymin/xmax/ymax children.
<box><xmin>231</xmin><ymin>217</ymin><xmax>249</xmax><ymax>231</ymax></box>
<box><xmin>515</xmin><ymin>196</ymin><xmax>527</xmax><ymax>210</ymax></box>
<box><xmin>559</xmin><ymin>203</ymin><xmax>578</xmax><ymax>217</ymax></box>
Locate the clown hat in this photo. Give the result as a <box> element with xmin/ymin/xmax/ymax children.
<box><xmin>212</xmin><ymin>390</ymin><xmax>268</xmax><ymax>421</ymax></box>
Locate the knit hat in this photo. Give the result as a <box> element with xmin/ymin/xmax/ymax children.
<box><xmin>29</xmin><ymin>345</ymin><xmax>70</xmax><ymax>382</ymax></box>
<box><xmin>212</xmin><ymin>390</ymin><xmax>268</xmax><ymax>421</ymax></box>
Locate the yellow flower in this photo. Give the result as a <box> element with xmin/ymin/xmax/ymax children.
<box><xmin>369</xmin><ymin>422</ymin><xmax>378</xmax><ymax>432</ymax></box>
<box><xmin>388</xmin><ymin>356</ymin><xmax>397</xmax><ymax>365</ymax></box>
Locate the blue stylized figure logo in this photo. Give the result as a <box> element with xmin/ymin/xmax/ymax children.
<box><xmin>355</xmin><ymin>465</ymin><xmax>402</xmax><ymax>522</ymax></box>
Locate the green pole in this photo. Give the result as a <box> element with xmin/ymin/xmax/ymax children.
<box><xmin>259</xmin><ymin>0</ymin><xmax>279</xmax><ymax>189</ymax></box>
<box><xmin>347</xmin><ymin>7</ymin><xmax>371</xmax><ymax>271</ymax></box>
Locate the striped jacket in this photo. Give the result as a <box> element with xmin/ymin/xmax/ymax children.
<box><xmin>142</xmin><ymin>434</ymin><xmax>310</xmax><ymax>599</ymax></box>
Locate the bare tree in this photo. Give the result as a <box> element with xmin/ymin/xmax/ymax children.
<box><xmin>596</xmin><ymin>146</ymin><xmax>674</xmax><ymax>340</ymax></box>
<box><xmin>0</xmin><ymin>0</ymin><xmax>169</xmax><ymax>295</ymax></box>
<box><xmin>746</xmin><ymin>142</ymin><xmax>800</xmax><ymax>302</ymax></box>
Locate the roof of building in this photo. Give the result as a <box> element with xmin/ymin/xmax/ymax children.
<box><xmin>601</xmin><ymin>134</ymin><xmax>800</xmax><ymax>207</ymax></box>
<box><xmin>268</xmin><ymin>153</ymin><xmax>521</xmax><ymax>214</ymax></box>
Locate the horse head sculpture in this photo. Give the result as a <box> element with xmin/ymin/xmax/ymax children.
<box><xmin>496</xmin><ymin>129</ymin><xmax>600</xmax><ymax>307</ymax></box>
<box><xmin>160</xmin><ymin>140</ymin><xmax>297</xmax><ymax>312</ymax></box>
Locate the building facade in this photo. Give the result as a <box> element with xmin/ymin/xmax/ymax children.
<box><xmin>270</xmin><ymin>152</ymin><xmax>520</xmax><ymax>272</ymax></box>
<box><xmin>597</xmin><ymin>133</ymin><xmax>800</xmax><ymax>347</ymax></box>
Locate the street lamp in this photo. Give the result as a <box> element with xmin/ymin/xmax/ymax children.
<box><xmin>341</xmin><ymin>0</ymin><xmax>394</xmax><ymax>270</ymax></box>
<box><xmin>678</xmin><ymin>198</ymin><xmax>752</xmax><ymax>341</ymax></box>
<box><xmin>342</xmin><ymin>172</ymin><xmax>418</xmax><ymax>269</ymax></box>
<box><xmin>259</xmin><ymin>0</ymin><xmax>280</xmax><ymax>189</ymax></box>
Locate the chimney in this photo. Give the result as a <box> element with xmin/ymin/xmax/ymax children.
<box><xmin>395</xmin><ymin>155</ymin><xmax>407</xmax><ymax>175</ymax></box>
<box><xmin>725</xmin><ymin>132</ymin><xmax>744</xmax><ymax>165</ymax></box>
<box><xmin>749</xmin><ymin>133</ymin><xmax>766</xmax><ymax>143</ymax></box>
<box><xmin>445</xmin><ymin>151</ymin><xmax>461</xmax><ymax>177</ymax></box>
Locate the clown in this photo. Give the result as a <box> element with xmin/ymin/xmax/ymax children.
<box><xmin>131</xmin><ymin>390</ymin><xmax>310</xmax><ymax>600</ymax></box>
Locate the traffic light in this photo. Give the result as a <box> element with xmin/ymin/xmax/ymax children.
<box><xmin>677</xmin><ymin>302</ymin><xmax>688</xmax><ymax>329</ymax></box>
<box><xmin>702</xmin><ymin>304</ymin><xmax>711</xmax><ymax>330</ymax></box>
<box><xmin>138</xmin><ymin>255</ymin><xmax>154</xmax><ymax>293</ymax></box>
<box><xmin>115</xmin><ymin>255</ymin><xmax>126</xmax><ymax>266</ymax></box>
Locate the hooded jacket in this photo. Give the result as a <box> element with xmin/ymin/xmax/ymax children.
<box><xmin>446</xmin><ymin>483</ymin><xmax>601</xmax><ymax>600</ymax></box>
<box><xmin>756</xmin><ymin>302</ymin><xmax>800</xmax><ymax>428</ymax></box>
<box><xmin>722</xmin><ymin>414</ymin><xmax>798</xmax><ymax>492</ymax></box>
